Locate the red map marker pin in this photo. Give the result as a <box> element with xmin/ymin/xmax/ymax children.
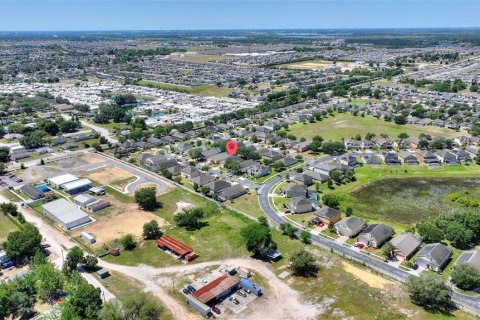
<box><xmin>226</xmin><ymin>140</ymin><xmax>238</xmax><ymax>156</ymax></box>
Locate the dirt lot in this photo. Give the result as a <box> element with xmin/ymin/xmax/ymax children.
<box><xmin>341</xmin><ymin>261</ymin><xmax>393</xmax><ymax>289</ymax></box>
<box><xmin>73</xmin><ymin>194</ymin><xmax>169</xmax><ymax>247</ymax></box>
<box><xmin>84</xmin><ymin>166</ymin><xmax>136</xmax><ymax>186</ymax></box>
<box><xmin>80</xmin><ymin>153</ymin><xmax>106</xmax><ymax>164</ymax></box>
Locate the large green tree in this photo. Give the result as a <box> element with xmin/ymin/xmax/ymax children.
<box><xmin>143</xmin><ymin>220</ymin><xmax>162</xmax><ymax>240</ymax></box>
<box><xmin>406</xmin><ymin>273</ymin><xmax>451</xmax><ymax>311</ymax></box>
<box><xmin>289</xmin><ymin>250</ymin><xmax>319</xmax><ymax>277</ymax></box>
<box><xmin>240</xmin><ymin>223</ymin><xmax>277</xmax><ymax>258</ymax></box>
<box><xmin>64</xmin><ymin>283</ymin><xmax>102</xmax><ymax>320</ymax></box>
<box><xmin>451</xmin><ymin>263</ymin><xmax>480</xmax><ymax>291</ymax></box>
<box><xmin>3</xmin><ymin>223</ymin><xmax>42</xmax><ymax>263</ymax></box>
<box><xmin>134</xmin><ymin>187</ymin><xmax>159</xmax><ymax>211</ymax></box>
<box><xmin>174</xmin><ymin>208</ymin><xmax>205</xmax><ymax>230</ymax></box>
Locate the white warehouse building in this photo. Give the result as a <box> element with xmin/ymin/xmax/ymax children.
<box><xmin>42</xmin><ymin>198</ymin><xmax>91</xmax><ymax>229</ymax></box>
<box><xmin>48</xmin><ymin>174</ymin><xmax>79</xmax><ymax>189</ymax></box>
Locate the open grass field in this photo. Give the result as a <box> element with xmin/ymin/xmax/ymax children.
<box><xmin>1</xmin><ymin>190</ymin><xmax>23</xmax><ymax>202</ymax></box>
<box><xmin>0</xmin><ymin>214</ymin><xmax>18</xmax><ymax>242</ymax></box>
<box><xmin>136</xmin><ymin>80</ymin><xmax>232</xmax><ymax>97</ymax></box>
<box><xmin>288</xmin><ymin>113</ymin><xmax>464</xmax><ymax>141</ymax></box>
<box><xmin>226</xmin><ymin>192</ymin><xmax>264</xmax><ymax>218</ymax></box>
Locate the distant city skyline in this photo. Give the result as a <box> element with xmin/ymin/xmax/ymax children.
<box><xmin>0</xmin><ymin>0</ymin><xmax>478</xmax><ymax>31</ymax></box>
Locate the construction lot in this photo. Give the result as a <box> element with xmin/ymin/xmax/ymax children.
<box><xmin>72</xmin><ymin>192</ymin><xmax>169</xmax><ymax>248</ymax></box>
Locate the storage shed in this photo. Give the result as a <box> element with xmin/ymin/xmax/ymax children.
<box><xmin>42</xmin><ymin>198</ymin><xmax>91</xmax><ymax>229</ymax></box>
<box><xmin>74</xmin><ymin>194</ymin><xmax>97</xmax><ymax>208</ymax></box>
<box><xmin>80</xmin><ymin>232</ymin><xmax>96</xmax><ymax>244</ymax></box>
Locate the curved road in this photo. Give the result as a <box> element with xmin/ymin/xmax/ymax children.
<box><xmin>258</xmin><ymin>161</ymin><xmax>480</xmax><ymax>316</ymax></box>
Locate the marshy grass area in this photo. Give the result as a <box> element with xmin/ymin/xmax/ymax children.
<box><xmin>337</xmin><ymin>177</ymin><xmax>480</xmax><ymax>226</ymax></box>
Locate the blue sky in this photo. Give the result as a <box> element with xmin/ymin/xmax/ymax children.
<box><xmin>0</xmin><ymin>0</ymin><xmax>478</xmax><ymax>31</ymax></box>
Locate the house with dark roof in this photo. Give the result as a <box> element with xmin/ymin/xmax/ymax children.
<box><xmin>310</xmin><ymin>207</ymin><xmax>341</xmax><ymax>224</ymax></box>
<box><xmin>334</xmin><ymin>216</ymin><xmax>366</xmax><ymax>238</ymax></box>
<box><xmin>181</xmin><ymin>166</ymin><xmax>202</xmax><ymax>179</ymax></box>
<box><xmin>455</xmin><ymin>250</ymin><xmax>480</xmax><ymax>273</ymax></box>
<box><xmin>284</xmin><ymin>183</ymin><xmax>307</xmax><ymax>198</ymax></box>
<box><xmin>390</xmin><ymin>233</ymin><xmax>422</xmax><ymax>259</ymax></box>
<box><xmin>379</xmin><ymin>151</ymin><xmax>400</xmax><ymax>165</ymax></box>
<box><xmin>361</xmin><ymin>154</ymin><xmax>382</xmax><ymax>165</ymax></box>
<box><xmin>398</xmin><ymin>151</ymin><xmax>419</xmax><ymax>165</ymax></box>
<box><xmin>417</xmin><ymin>150</ymin><xmax>440</xmax><ymax>165</ymax></box>
<box><xmin>288</xmin><ymin>197</ymin><xmax>313</xmax><ymax>214</ymax></box>
<box><xmin>294</xmin><ymin>173</ymin><xmax>313</xmax><ymax>186</ymax></box>
<box><xmin>358</xmin><ymin>224</ymin><xmax>394</xmax><ymax>248</ymax></box>
<box><xmin>415</xmin><ymin>243</ymin><xmax>452</xmax><ymax>271</ymax></box>
<box><xmin>207</xmin><ymin>180</ymin><xmax>231</xmax><ymax>193</ymax></box>
<box><xmin>435</xmin><ymin>150</ymin><xmax>459</xmax><ymax>165</ymax></box>
<box><xmin>191</xmin><ymin>173</ymin><xmax>216</xmax><ymax>187</ymax></box>
<box><xmin>218</xmin><ymin>184</ymin><xmax>246</xmax><ymax>201</ymax></box>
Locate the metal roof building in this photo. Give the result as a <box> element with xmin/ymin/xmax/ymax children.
<box><xmin>48</xmin><ymin>174</ymin><xmax>79</xmax><ymax>188</ymax></box>
<box><xmin>42</xmin><ymin>198</ymin><xmax>91</xmax><ymax>229</ymax></box>
<box><xmin>192</xmin><ymin>274</ymin><xmax>240</xmax><ymax>304</ymax></box>
<box><xmin>62</xmin><ymin>178</ymin><xmax>92</xmax><ymax>195</ymax></box>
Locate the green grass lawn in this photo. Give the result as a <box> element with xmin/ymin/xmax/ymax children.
<box><xmin>288</xmin><ymin>112</ymin><xmax>463</xmax><ymax>141</ymax></box>
<box><xmin>1</xmin><ymin>190</ymin><xmax>23</xmax><ymax>202</ymax></box>
<box><xmin>136</xmin><ymin>80</ymin><xmax>231</xmax><ymax>97</ymax></box>
<box><xmin>227</xmin><ymin>192</ymin><xmax>264</xmax><ymax>218</ymax></box>
<box><xmin>0</xmin><ymin>214</ymin><xmax>19</xmax><ymax>242</ymax></box>
<box><xmin>324</xmin><ymin>165</ymin><xmax>480</xmax><ymax>227</ymax></box>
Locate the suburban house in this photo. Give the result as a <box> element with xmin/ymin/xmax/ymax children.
<box><xmin>455</xmin><ymin>250</ymin><xmax>480</xmax><ymax>272</ymax></box>
<box><xmin>361</xmin><ymin>154</ymin><xmax>382</xmax><ymax>165</ymax></box>
<box><xmin>246</xmin><ymin>164</ymin><xmax>270</xmax><ymax>178</ymax></box>
<box><xmin>358</xmin><ymin>224</ymin><xmax>394</xmax><ymax>248</ymax></box>
<box><xmin>379</xmin><ymin>151</ymin><xmax>400</xmax><ymax>165</ymax></box>
<box><xmin>206</xmin><ymin>180</ymin><xmax>231</xmax><ymax>194</ymax></box>
<box><xmin>191</xmin><ymin>174</ymin><xmax>216</xmax><ymax>187</ymax></box>
<box><xmin>310</xmin><ymin>207</ymin><xmax>342</xmax><ymax>225</ymax></box>
<box><xmin>334</xmin><ymin>216</ymin><xmax>366</xmax><ymax>238</ymax></box>
<box><xmin>415</xmin><ymin>243</ymin><xmax>452</xmax><ymax>271</ymax></box>
<box><xmin>218</xmin><ymin>184</ymin><xmax>246</xmax><ymax>201</ymax></box>
<box><xmin>416</xmin><ymin>150</ymin><xmax>440</xmax><ymax>165</ymax></box>
<box><xmin>284</xmin><ymin>183</ymin><xmax>307</xmax><ymax>198</ymax></box>
<box><xmin>398</xmin><ymin>151</ymin><xmax>419</xmax><ymax>165</ymax></box>
<box><xmin>287</xmin><ymin>197</ymin><xmax>313</xmax><ymax>214</ymax></box>
<box><xmin>435</xmin><ymin>150</ymin><xmax>459</xmax><ymax>165</ymax></box>
<box><xmin>390</xmin><ymin>233</ymin><xmax>422</xmax><ymax>260</ymax></box>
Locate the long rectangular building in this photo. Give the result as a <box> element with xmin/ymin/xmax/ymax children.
<box><xmin>47</xmin><ymin>174</ymin><xmax>78</xmax><ymax>189</ymax></box>
<box><xmin>42</xmin><ymin>198</ymin><xmax>91</xmax><ymax>229</ymax></box>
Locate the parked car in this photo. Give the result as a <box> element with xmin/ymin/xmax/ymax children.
<box><xmin>357</xmin><ymin>243</ymin><xmax>365</xmax><ymax>249</ymax></box>
<box><xmin>237</xmin><ymin>291</ymin><xmax>246</xmax><ymax>297</ymax></box>
<box><xmin>212</xmin><ymin>306</ymin><xmax>221</xmax><ymax>314</ymax></box>
<box><xmin>2</xmin><ymin>261</ymin><xmax>14</xmax><ymax>269</ymax></box>
<box><xmin>243</xmin><ymin>288</ymin><xmax>251</xmax><ymax>294</ymax></box>
<box><xmin>233</xmin><ymin>298</ymin><xmax>240</xmax><ymax>305</ymax></box>
<box><xmin>187</xmin><ymin>285</ymin><xmax>196</xmax><ymax>292</ymax></box>
<box><xmin>183</xmin><ymin>288</ymin><xmax>190</xmax><ymax>295</ymax></box>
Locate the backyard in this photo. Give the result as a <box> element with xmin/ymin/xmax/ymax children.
<box><xmin>288</xmin><ymin>112</ymin><xmax>464</xmax><ymax>141</ymax></box>
<box><xmin>0</xmin><ymin>214</ymin><xmax>19</xmax><ymax>242</ymax></box>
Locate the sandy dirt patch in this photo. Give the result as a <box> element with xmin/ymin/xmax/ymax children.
<box><xmin>73</xmin><ymin>193</ymin><xmax>168</xmax><ymax>247</ymax></box>
<box><xmin>80</xmin><ymin>153</ymin><xmax>106</xmax><ymax>164</ymax></box>
<box><xmin>173</xmin><ymin>201</ymin><xmax>195</xmax><ymax>215</ymax></box>
<box><xmin>341</xmin><ymin>261</ymin><xmax>393</xmax><ymax>289</ymax></box>
<box><xmin>84</xmin><ymin>166</ymin><xmax>135</xmax><ymax>185</ymax></box>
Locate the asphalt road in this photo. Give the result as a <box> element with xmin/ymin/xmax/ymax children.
<box><xmin>257</xmin><ymin>156</ymin><xmax>480</xmax><ymax>315</ymax></box>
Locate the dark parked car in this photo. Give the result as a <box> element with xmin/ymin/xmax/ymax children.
<box><xmin>187</xmin><ymin>285</ymin><xmax>196</xmax><ymax>292</ymax></box>
<box><xmin>183</xmin><ymin>288</ymin><xmax>190</xmax><ymax>295</ymax></box>
<box><xmin>212</xmin><ymin>306</ymin><xmax>221</xmax><ymax>314</ymax></box>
